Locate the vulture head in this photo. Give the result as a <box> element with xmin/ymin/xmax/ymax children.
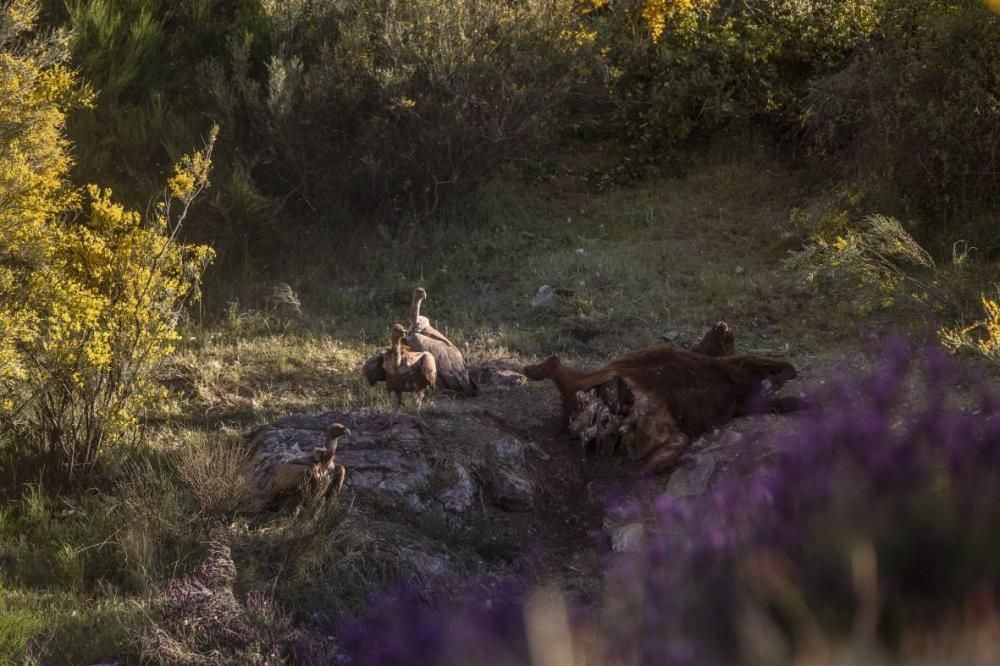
<box><xmin>324</xmin><ymin>423</ymin><xmax>351</xmax><ymax>454</ymax></box>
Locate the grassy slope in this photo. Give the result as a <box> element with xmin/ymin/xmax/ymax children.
<box><xmin>1</xmin><ymin>142</ymin><xmax>911</xmax><ymax>663</ymax></box>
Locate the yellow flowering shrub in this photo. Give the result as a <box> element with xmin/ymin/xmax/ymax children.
<box><xmin>0</xmin><ymin>1</ymin><xmax>215</xmax><ymax>480</ymax></box>
<box><xmin>640</xmin><ymin>0</ymin><xmax>715</xmax><ymax>41</ymax></box>
<box><xmin>941</xmin><ymin>292</ymin><xmax>1000</xmax><ymax>361</ymax></box>
<box><xmin>785</xmin><ymin>214</ymin><xmax>954</xmax><ymax>315</ymax></box>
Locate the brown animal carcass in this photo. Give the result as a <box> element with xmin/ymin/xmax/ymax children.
<box><xmin>523</xmin><ymin>325</ymin><xmax>796</xmax><ymax>473</ymax></box>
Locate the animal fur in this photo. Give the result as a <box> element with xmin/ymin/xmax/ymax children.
<box><xmin>524</xmin><ymin>348</ymin><xmax>795</xmax><ymax>434</ymax></box>
<box><xmin>523</xmin><ymin>328</ymin><xmax>797</xmax><ymax>473</ymax></box>
<box><xmin>690</xmin><ymin>321</ymin><xmax>736</xmax><ymax>356</ymax></box>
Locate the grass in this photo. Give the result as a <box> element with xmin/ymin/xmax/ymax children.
<box><xmin>0</xmin><ymin>139</ymin><xmax>953</xmax><ymax>663</ymax></box>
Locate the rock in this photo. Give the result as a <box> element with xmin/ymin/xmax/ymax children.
<box><xmin>531</xmin><ymin>285</ymin><xmax>555</xmax><ymax>308</ymax></box>
<box><xmin>487</xmin><ymin>437</ymin><xmax>527</xmax><ymax>469</ymax></box>
<box><xmin>735</xmin><ymin>265</ymin><xmax>745</xmax><ymax>275</ymax></box>
<box><xmin>610</xmin><ymin>523</ymin><xmax>646</xmax><ymax>553</ymax></box>
<box><xmin>490</xmin><ymin>468</ymin><xmax>534</xmax><ymax>512</ymax></box>
<box><xmin>245</xmin><ymin>410</ymin><xmax>433</xmax><ymax>513</ymax></box>
<box><xmin>664</xmin><ymin>453</ymin><xmax>716</xmax><ymax>499</ymax></box>
<box><xmin>661</xmin><ymin>330</ymin><xmax>680</xmax><ymax>342</ymax></box>
<box><xmin>716</xmin><ymin>430</ymin><xmax>744</xmax><ymax>449</ymax></box>
<box><xmin>439</xmin><ymin>463</ymin><xmax>476</xmax><ymax>515</ymax></box>
<box><xmin>397</xmin><ymin>545</ymin><xmax>455</xmax><ymax>580</ymax></box>
<box><xmin>472</xmin><ymin>366</ymin><xmax>528</xmax><ymax>387</ymax></box>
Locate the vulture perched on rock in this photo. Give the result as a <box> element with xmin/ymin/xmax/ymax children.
<box><xmin>362</xmin><ymin>323</ymin><xmax>438</xmax><ymax>415</ymax></box>
<box><xmin>265</xmin><ymin>423</ymin><xmax>349</xmax><ymax>513</ymax></box>
<box><xmin>404</xmin><ymin>287</ymin><xmax>479</xmax><ymax>396</ymax></box>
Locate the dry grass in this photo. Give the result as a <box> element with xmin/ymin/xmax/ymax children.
<box><xmin>2</xmin><ymin>142</ymin><xmax>923</xmax><ymax>662</ymax></box>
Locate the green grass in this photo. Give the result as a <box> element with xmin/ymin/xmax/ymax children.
<box><xmin>0</xmin><ymin>141</ymin><xmax>936</xmax><ymax>663</ymax></box>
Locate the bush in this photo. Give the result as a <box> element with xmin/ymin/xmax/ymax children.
<box><xmin>200</xmin><ymin>0</ymin><xmax>587</xmax><ymax>222</ymax></box>
<box><xmin>37</xmin><ymin>0</ymin><xmax>590</xmax><ymax>281</ymax></box>
<box><xmin>596</xmin><ymin>0</ymin><xmax>878</xmax><ymax>154</ymax></box>
<box><xmin>142</xmin><ymin>541</ymin><xmax>334</xmax><ymax>664</ymax></box>
<box><xmin>48</xmin><ymin>0</ymin><xmax>266</xmax><ymax>196</ymax></box>
<box><xmin>805</xmin><ymin>1</ymin><xmax>1000</xmax><ymax>211</ymax></box>
<box><xmin>785</xmin><ymin>213</ymin><xmax>961</xmax><ymax>315</ymax></box>
<box><xmin>0</xmin><ymin>0</ymin><xmax>215</xmax><ymax>483</ymax></box>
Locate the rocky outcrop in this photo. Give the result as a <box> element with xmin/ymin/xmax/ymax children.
<box><xmin>245</xmin><ymin>410</ymin><xmax>476</xmax><ymax>521</ymax></box>
<box><xmin>484</xmin><ymin>437</ymin><xmax>535</xmax><ymax>512</ymax></box>
<box><xmin>472</xmin><ymin>366</ymin><xmax>529</xmax><ymax>387</ymax></box>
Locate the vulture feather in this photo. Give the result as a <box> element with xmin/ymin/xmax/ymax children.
<box><xmin>362</xmin><ymin>323</ymin><xmax>438</xmax><ymax>413</ymax></box>
<box><xmin>405</xmin><ymin>287</ymin><xmax>479</xmax><ymax>396</ymax></box>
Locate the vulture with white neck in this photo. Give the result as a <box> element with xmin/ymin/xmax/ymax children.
<box><xmin>405</xmin><ymin>287</ymin><xmax>479</xmax><ymax>396</ymax></box>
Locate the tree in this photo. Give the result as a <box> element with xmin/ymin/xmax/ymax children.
<box><xmin>0</xmin><ymin>0</ymin><xmax>215</xmax><ymax>482</ymax></box>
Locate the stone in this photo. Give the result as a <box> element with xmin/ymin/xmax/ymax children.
<box><xmin>245</xmin><ymin>410</ymin><xmax>433</xmax><ymax>513</ymax></box>
<box><xmin>664</xmin><ymin>453</ymin><xmax>716</xmax><ymax>499</ymax></box>
<box><xmin>610</xmin><ymin>523</ymin><xmax>647</xmax><ymax>553</ymax></box>
<box><xmin>487</xmin><ymin>437</ymin><xmax>527</xmax><ymax>469</ymax></box>
<box><xmin>490</xmin><ymin>468</ymin><xmax>534</xmax><ymax>512</ymax></box>
<box><xmin>531</xmin><ymin>285</ymin><xmax>555</xmax><ymax>308</ymax></box>
<box><xmin>397</xmin><ymin>545</ymin><xmax>455</xmax><ymax>580</ymax></box>
<box><xmin>438</xmin><ymin>463</ymin><xmax>476</xmax><ymax>515</ymax></box>
<box><xmin>661</xmin><ymin>330</ymin><xmax>680</xmax><ymax>342</ymax></box>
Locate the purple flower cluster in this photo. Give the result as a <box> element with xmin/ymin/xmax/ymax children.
<box><xmin>143</xmin><ymin>542</ymin><xmax>335</xmax><ymax>664</ymax></box>
<box><xmin>342</xmin><ymin>342</ymin><xmax>1000</xmax><ymax>665</ymax></box>
<box><xmin>339</xmin><ymin>582</ymin><xmax>534</xmax><ymax>666</ymax></box>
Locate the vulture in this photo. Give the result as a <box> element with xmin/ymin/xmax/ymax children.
<box><xmin>267</xmin><ymin>423</ymin><xmax>349</xmax><ymax>512</ymax></box>
<box><xmin>404</xmin><ymin>287</ymin><xmax>479</xmax><ymax>396</ymax></box>
<box><xmin>362</xmin><ymin>323</ymin><xmax>438</xmax><ymax>415</ymax></box>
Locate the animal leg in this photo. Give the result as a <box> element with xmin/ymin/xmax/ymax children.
<box><xmin>327</xmin><ymin>464</ymin><xmax>347</xmax><ymax>497</ymax></box>
<box><xmin>642</xmin><ymin>430</ymin><xmax>690</xmax><ymax>475</ymax></box>
<box><xmin>388</xmin><ymin>391</ymin><xmax>401</xmax><ymax>426</ymax></box>
<box><xmin>767</xmin><ymin>395</ymin><xmax>813</xmax><ymax>414</ymax></box>
<box><xmin>414</xmin><ymin>389</ymin><xmax>424</xmax><ymax>413</ymax></box>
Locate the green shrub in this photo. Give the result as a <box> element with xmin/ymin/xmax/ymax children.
<box><xmin>0</xmin><ymin>1</ymin><xmax>216</xmax><ymax>483</ymax></box>
<box><xmin>805</xmin><ymin>1</ymin><xmax>1000</xmax><ymax>211</ymax></box>
<box><xmin>596</xmin><ymin>0</ymin><xmax>879</xmax><ymax>153</ymax></box>
<box><xmin>201</xmin><ymin>0</ymin><xmax>588</xmax><ymax>221</ymax></box>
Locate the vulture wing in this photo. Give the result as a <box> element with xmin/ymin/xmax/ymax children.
<box><xmin>413</xmin><ymin>317</ymin><xmax>458</xmax><ymax>349</ymax></box>
<box><xmin>414</xmin><ymin>350</ymin><xmax>438</xmax><ymax>389</ymax></box>
<box><xmin>362</xmin><ymin>351</ymin><xmax>387</xmax><ymax>385</ymax></box>
<box><xmin>405</xmin><ymin>331</ymin><xmax>479</xmax><ymax>396</ymax></box>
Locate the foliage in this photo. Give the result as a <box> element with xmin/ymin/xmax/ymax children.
<box><xmin>0</xmin><ymin>0</ymin><xmax>216</xmax><ymax>482</ymax></box>
<box><xmin>595</xmin><ymin>0</ymin><xmax>879</xmax><ymax>153</ymax></box>
<box><xmin>142</xmin><ymin>541</ymin><xmax>334</xmax><ymax>664</ymax></box>
<box><xmin>786</xmin><ymin>214</ymin><xmax>958</xmax><ymax>315</ymax></box>
<box><xmin>200</xmin><ymin>0</ymin><xmax>587</xmax><ymax>224</ymax></box>
<box><xmin>49</xmin><ymin>0</ymin><xmax>265</xmax><ymax>195</ymax></box>
<box><xmin>805</xmin><ymin>0</ymin><xmax>1000</xmax><ymax>211</ymax></box>
<box><xmin>941</xmin><ymin>288</ymin><xmax>1000</xmax><ymax>360</ymax></box>
<box><xmin>341</xmin><ymin>344</ymin><xmax>1000</xmax><ymax>664</ymax></box>
<box><xmin>37</xmin><ymin>0</ymin><xmax>591</xmax><ymax>280</ymax></box>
